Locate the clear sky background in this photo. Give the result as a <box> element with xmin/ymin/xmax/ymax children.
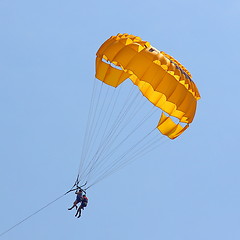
<box><xmin>0</xmin><ymin>0</ymin><xmax>240</xmax><ymax>239</ymax></box>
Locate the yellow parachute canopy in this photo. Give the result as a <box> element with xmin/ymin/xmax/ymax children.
<box><xmin>95</xmin><ymin>33</ymin><xmax>200</xmax><ymax>139</ymax></box>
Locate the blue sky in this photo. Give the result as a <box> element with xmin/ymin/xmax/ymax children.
<box><xmin>1</xmin><ymin>0</ymin><xmax>240</xmax><ymax>239</ymax></box>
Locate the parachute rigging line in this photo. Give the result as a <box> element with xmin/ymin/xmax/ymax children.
<box><xmin>79</xmin><ymin>80</ymin><xmax>104</xmax><ymax>173</ymax></box>
<box><xmin>77</xmin><ymin>81</ymin><xmax>161</xmax><ymax>187</ymax></box>
<box><xmin>87</xmin><ymin>127</ymin><xmax>156</xmax><ymax>187</ymax></box>
<box><xmin>85</xmin><ymin>128</ymin><xmax>162</xmax><ymax>189</ymax></box>
<box><xmin>78</xmin><ymin>80</ymin><xmax>128</xmax><ymax>180</ymax></box>
<box><xmin>79</xmin><ymin>79</ymin><xmax>98</xmax><ymax>176</ymax></box>
<box><xmin>77</xmin><ymin>82</ymin><xmax>139</xmax><ymax>183</ymax></box>
<box><xmin>76</xmin><ymin>78</ymin><xmax>171</xmax><ymax>188</ymax></box>
<box><xmin>83</xmin><ymin>86</ymin><xmax>142</xmax><ymax>174</ymax></box>
<box><xmin>87</xmin><ymin>133</ymin><xmax>168</xmax><ymax>189</ymax></box>
<box><xmin>83</xmin><ymin>106</ymin><xmax>158</xmax><ymax>183</ymax></box>
<box><xmin>78</xmin><ymin>81</ymin><xmax>120</xmax><ymax>180</ymax></box>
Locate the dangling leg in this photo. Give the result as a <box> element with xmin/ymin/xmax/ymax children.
<box><xmin>74</xmin><ymin>207</ymin><xmax>79</xmax><ymax>216</ymax></box>
<box><xmin>68</xmin><ymin>200</ymin><xmax>78</xmax><ymax>210</ymax></box>
<box><xmin>75</xmin><ymin>206</ymin><xmax>81</xmax><ymax>217</ymax></box>
<box><xmin>77</xmin><ymin>208</ymin><xmax>82</xmax><ymax>218</ymax></box>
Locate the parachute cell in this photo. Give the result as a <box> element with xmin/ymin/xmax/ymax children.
<box><xmin>95</xmin><ymin>33</ymin><xmax>200</xmax><ymax>139</ymax></box>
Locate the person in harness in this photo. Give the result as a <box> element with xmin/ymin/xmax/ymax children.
<box><xmin>75</xmin><ymin>194</ymin><xmax>88</xmax><ymax>218</ymax></box>
<box><xmin>68</xmin><ymin>189</ymin><xmax>83</xmax><ymax>210</ymax></box>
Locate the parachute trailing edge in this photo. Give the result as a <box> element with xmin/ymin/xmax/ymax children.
<box><xmin>95</xmin><ymin>33</ymin><xmax>200</xmax><ymax>139</ymax></box>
